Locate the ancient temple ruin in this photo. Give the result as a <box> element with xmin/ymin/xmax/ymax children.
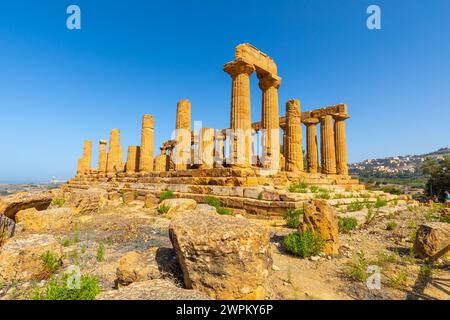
<box><xmin>69</xmin><ymin>44</ymin><xmax>362</xmax><ymax>216</ymax></box>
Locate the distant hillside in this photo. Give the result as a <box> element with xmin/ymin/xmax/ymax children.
<box><xmin>349</xmin><ymin>147</ymin><xmax>450</xmax><ymax>187</ymax></box>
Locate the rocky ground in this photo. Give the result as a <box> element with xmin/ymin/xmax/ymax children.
<box><xmin>0</xmin><ymin>189</ymin><xmax>448</xmax><ymax>300</ymax></box>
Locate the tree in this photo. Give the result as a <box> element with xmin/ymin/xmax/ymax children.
<box><xmin>421</xmin><ymin>156</ymin><xmax>450</xmax><ymax>201</ymax></box>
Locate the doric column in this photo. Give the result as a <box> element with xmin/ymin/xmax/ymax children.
<box><xmin>77</xmin><ymin>140</ymin><xmax>92</xmax><ymax>176</ymax></box>
<box><xmin>334</xmin><ymin>113</ymin><xmax>350</xmax><ymax>175</ymax></box>
<box><xmin>125</xmin><ymin>146</ymin><xmax>140</xmax><ymax>173</ymax></box>
<box><xmin>154</xmin><ymin>149</ymin><xmax>169</xmax><ymax>171</ymax></box>
<box><xmin>139</xmin><ymin>114</ymin><xmax>154</xmax><ymax>173</ymax></box>
<box><xmin>320</xmin><ymin>115</ymin><xmax>337</xmax><ymax>174</ymax></box>
<box><xmin>106</xmin><ymin>129</ymin><xmax>124</xmax><ymax>176</ymax></box>
<box><xmin>285</xmin><ymin>99</ymin><xmax>303</xmax><ymax>172</ymax></box>
<box><xmin>258</xmin><ymin>73</ymin><xmax>281</xmax><ymax>171</ymax></box>
<box><xmin>214</xmin><ymin>130</ymin><xmax>225</xmax><ymax>168</ymax></box>
<box><xmin>224</xmin><ymin>61</ymin><xmax>255</xmax><ymax>167</ymax></box>
<box><xmin>174</xmin><ymin>99</ymin><xmax>191</xmax><ymax>170</ymax></box>
<box><xmin>199</xmin><ymin>128</ymin><xmax>215</xmax><ymax>169</ymax></box>
<box><xmin>304</xmin><ymin>118</ymin><xmax>319</xmax><ymax>173</ymax></box>
<box><xmin>98</xmin><ymin>140</ymin><xmax>108</xmax><ymax>176</ymax></box>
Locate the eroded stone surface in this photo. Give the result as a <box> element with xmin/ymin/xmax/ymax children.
<box><xmin>414</xmin><ymin>222</ymin><xmax>450</xmax><ymax>260</ymax></box>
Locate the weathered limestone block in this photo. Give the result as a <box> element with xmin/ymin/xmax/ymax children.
<box><xmin>154</xmin><ymin>154</ymin><xmax>169</xmax><ymax>172</ymax></box>
<box><xmin>301</xmin><ymin>200</ymin><xmax>339</xmax><ymax>255</ymax></box>
<box><xmin>320</xmin><ymin>115</ymin><xmax>337</xmax><ymax>174</ymax></box>
<box><xmin>0</xmin><ymin>214</ymin><xmax>15</xmax><ymax>241</ymax></box>
<box><xmin>144</xmin><ymin>194</ymin><xmax>159</xmax><ymax>208</ymax></box>
<box><xmin>169</xmin><ymin>210</ymin><xmax>272</xmax><ymax>300</ymax></box>
<box><xmin>123</xmin><ymin>191</ymin><xmax>136</xmax><ymax>204</ymax></box>
<box><xmin>285</xmin><ymin>99</ymin><xmax>303</xmax><ymax>172</ymax></box>
<box><xmin>64</xmin><ymin>188</ymin><xmax>108</xmax><ymax>215</ymax></box>
<box><xmin>0</xmin><ymin>234</ymin><xmax>63</xmax><ymax>282</ymax></box>
<box><xmin>98</xmin><ymin>140</ymin><xmax>108</xmax><ymax>176</ymax></box>
<box><xmin>235</xmin><ymin>43</ymin><xmax>278</xmax><ymax>76</ymax></box>
<box><xmin>139</xmin><ymin>114</ymin><xmax>154</xmax><ymax>172</ymax></box>
<box><xmin>334</xmin><ymin>113</ymin><xmax>349</xmax><ymax>175</ymax></box>
<box><xmin>158</xmin><ymin>199</ymin><xmax>197</xmax><ymax>217</ymax></box>
<box><xmin>414</xmin><ymin>222</ymin><xmax>450</xmax><ymax>260</ymax></box>
<box><xmin>259</xmin><ymin>73</ymin><xmax>281</xmax><ymax>171</ymax></box>
<box><xmin>174</xmin><ymin>99</ymin><xmax>191</xmax><ymax>170</ymax></box>
<box><xmin>116</xmin><ymin>250</ymin><xmax>164</xmax><ymax>286</ymax></box>
<box><xmin>224</xmin><ymin>61</ymin><xmax>255</xmax><ymax>167</ymax></box>
<box><xmin>125</xmin><ymin>146</ymin><xmax>141</xmax><ymax>173</ymax></box>
<box><xmin>106</xmin><ymin>129</ymin><xmax>124</xmax><ymax>176</ymax></box>
<box><xmin>16</xmin><ymin>208</ymin><xmax>74</xmax><ymax>232</ymax></box>
<box><xmin>0</xmin><ymin>192</ymin><xmax>52</xmax><ymax>220</ymax></box>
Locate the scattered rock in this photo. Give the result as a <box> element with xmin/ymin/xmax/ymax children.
<box><xmin>122</xmin><ymin>192</ymin><xmax>136</xmax><ymax>204</ymax></box>
<box><xmin>0</xmin><ymin>234</ymin><xmax>63</xmax><ymax>282</ymax></box>
<box><xmin>158</xmin><ymin>198</ymin><xmax>197</xmax><ymax>217</ymax></box>
<box><xmin>64</xmin><ymin>188</ymin><xmax>107</xmax><ymax>215</ymax></box>
<box><xmin>108</xmin><ymin>192</ymin><xmax>121</xmax><ymax>201</ymax></box>
<box><xmin>0</xmin><ymin>214</ymin><xmax>16</xmax><ymax>241</ymax></box>
<box><xmin>414</xmin><ymin>222</ymin><xmax>450</xmax><ymax>260</ymax></box>
<box><xmin>169</xmin><ymin>209</ymin><xmax>272</xmax><ymax>300</ymax></box>
<box><xmin>16</xmin><ymin>208</ymin><xmax>74</xmax><ymax>232</ymax></box>
<box><xmin>144</xmin><ymin>194</ymin><xmax>159</xmax><ymax>208</ymax></box>
<box><xmin>302</xmin><ymin>200</ymin><xmax>339</xmax><ymax>255</ymax></box>
<box><xmin>0</xmin><ymin>192</ymin><xmax>52</xmax><ymax>220</ymax></box>
<box><xmin>272</xmin><ymin>264</ymin><xmax>280</xmax><ymax>271</ymax></box>
<box><xmin>116</xmin><ymin>250</ymin><xmax>160</xmax><ymax>286</ymax></box>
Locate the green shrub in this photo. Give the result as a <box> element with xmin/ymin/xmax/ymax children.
<box><xmin>204</xmin><ymin>196</ymin><xmax>222</xmax><ymax>208</ymax></box>
<box><xmin>33</xmin><ymin>273</ymin><xmax>100</xmax><ymax>300</ymax></box>
<box><xmin>348</xmin><ymin>252</ymin><xmax>368</xmax><ymax>282</ymax></box>
<box><xmin>365</xmin><ymin>206</ymin><xmax>378</xmax><ymax>224</ymax></box>
<box><xmin>52</xmin><ymin>198</ymin><xmax>66</xmax><ymax>207</ymax></box>
<box><xmin>316</xmin><ymin>191</ymin><xmax>330</xmax><ymax>199</ymax></box>
<box><xmin>386</xmin><ymin>220</ymin><xmax>398</xmax><ymax>230</ymax></box>
<box><xmin>283</xmin><ymin>229</ymin><xmax>324</xmax><ymax>258</ymax></box>
<box><xmin>284</xmin><ymin>208</ymin><xmax>303</xmax><ymax>229</ymax></box>
<box><xmin>96</xmin><ymin>242</ymin><xmax>105</xmax><ymax>262</ymax></box>
<box><xmin>159</xmin><ymin>190</ymin><xmax>174</xmax><ymax>202</ymax></box>
<box><xmin>440</xmin><ymin>215</ymin><xmax>450</xmax><ymax>223</ymax></box>
<box><xmin>338</xmin><ymin>217</ymin><xmax>358</xmax><ymax>233</ymax></box>
<box><xmin>419</xmin><ymin>261</ymin><xmax>434</xmax><ymax>278</ymax></box>
<box><xmin>374</xmin><ymin>197</ymin><xmax>388</xmax><ymax>208</ymax></box>
<box><xmin>381</xmin><ymin>185</ymin><xmax>403</xmax><ymax>195</ymax></box>
<box><xmin>157</xmin><ymin>204</ymin><xmax>170</xmax><ymax>214</ymax></box>
<box><xmin>216</xmin><ymin>207</ymin><xmax>231</xmax><ymax>215</ymax></box>
<box><xmin>310</xmin><ymin>185</ymin><xmax>319</xmax><ymax>193</ymax></box>
<box><xmin>288</xmin><ymin>182</ymin><xmax>308</xmax><ymax>193</ymax></box>
<box><xmin>62</xmin><ymin>238</ymin><xmax>71</xmax><ymax>247</ymax></box>
<box><xmin>41</xmin><ymin>251</ymin><xmax>62</xmax><ymax>275</ymax></box>
<box><xmin>389</xmin><ymin>271</ymin><xmax>407</xmax><ymax>290</ymax></box>
<box><xmin>347</xmin><ymin>202</ymin><xmax>365</xmax><ymax>212</ymax></box>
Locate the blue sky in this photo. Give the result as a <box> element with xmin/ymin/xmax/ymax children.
<box><xmin>0</xmin><ymin>0</ymin><xmax>449</xmax><ymax>182</ymax></box>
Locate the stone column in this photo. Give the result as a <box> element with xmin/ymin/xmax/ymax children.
<box><xmin>304</xmin><ymin>118</ymin><xmax>319</xmax><ymax>173</ymax></box>
<box><xmin>334</xmin><ymin>113</ymin><xmax>350</xmax><ymax>175</ymax></box>
<box><xmin>125</xmin><ymin>146</ymin><xmax>140</xmax><ymax>173</ymax></box>
<box><xmin>214</xmin><ymin>130</ymin><xmax>225</xmax><ymax>168</ymax></box>
<box><xmin>154</xmin><ymin>149</ymin><xmax>169</xmax><ymax>171</ymax></box>
<box><xmin>199</xmin><ymin>128</ymin><xmax>215</xmax><ymax>169</ymax></box>
<box><xmin>139</xmin><ymin>114</ymin><xmax>154</xmax><ymax>173</ymax></box>
<box><xmin>285</xmin><ymin>99</ymin><xmax>303</xmax><ymax>172</ymax></box>
<box><xmin>77</xmin><ymin>140</ymin><xmax>92</xmax><ymax>176</ymax></box>
<box><xmin>258</xmin><ymin>73</ymin><xmax>281</xmax><ymax>171</ymax></box>
<box><xmin>106</xmin><ymin>129</ymin><xmax>124</xmax><ymax>176</ymax></box>
<box><xmin>174</xmin><ymin>99</ymin><xmax>191</xmax><ymax>170</ymax></box>
<box><xmin>224</xmin><ymin>61</ymin><xmax>255</xmax><ymax>167</ymax></box>
<box><xmin>320</xmin><ymin>115</ymin><xmax>337</xmax><ymax>174</ymax></box>
<box><xmin>98</xmin><ymin>140</ymin><xmax>108</xmax><ymax>176</ymax></box>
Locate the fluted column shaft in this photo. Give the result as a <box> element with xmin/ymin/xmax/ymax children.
<box><xmin>214</xmin><ymin>131</ymin><xmax>225</xmax><ymax>168</ymax></box>
<box><xmin>334</xmin><ymin>114</ymin><xmax>349</xmax><ymax>175</ymax></box>
<box><xmin>106</xmin><ymin>129</ymin><xmax>124</xmax><ymax>176</ymax></box>
<box><xmin>259</xmin><ymin>73</ymin><xmax>281</xmax><ymax>171</ymax></box>
<box><xmin>98</xmin><ymin>140</ymin><xmax>107</xmax><ymax>176</ymax></box>
<box><xmin>224</xmin><ymin>61</ymin><xmax>255</xmax><ymax>167</ymax></box>
<box><xmin>304</xmin><ymin>118</ymin><xmax>319</xmax><ymax>173</ymax></box>
<box><xmin>285</xmin><ymin>99</ymin><xmax>303</xmax><ymax>172</ymax></box>
<box><xmin>174</xmin><ymin>99</ymin><xmax>191</xmax><ymax>170</ymax></box>
<box><xmin>320</xmin><ymin>115</ymin><xmax>337</xmax><ymax>174</ymax></box>
<box><xmin>199</xmin><ymin>128</ymin><xmax>215</xmax><ymax>169</ymax></box>
<box><xmin>126</xmin><ymin>146</ymin><xmax>140</xmax><ymax>173</ymax></box>
<box><xmin>77</xmin><ymin>140</ymin><xmax>92</xmax><ymax>176</ymax></box>
<box><xmin>139</xmin><ymin>114</ymin><xmax>154</xmax><ymax>172</ymax></box>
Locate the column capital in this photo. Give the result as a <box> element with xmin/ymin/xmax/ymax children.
<box><xmin>285</xmin><ymin>99</ymin><xmax>300</xmax><ymax>115</ymax></box>
<box><xmin>99</xmin><ymin>139</ymin><xmax>108</xmax><ymax>145</ymax></box>
<box><xmin>303</xmin><ymin>117</ymin><xmax>320</xmax><ymax>125</ymax></box>
<box><xmin>223</xmin><ymin>60</ymin><xmax>255</xmax><ymax>78</ymax></box>
<box><xmin>333</xmin><ymin>113</ymin><xmax>350</xmax><ymax>121</ymax></box>
<box><xmin>258</xmin><ymin>72</ymin><xmax>281</xmax><ymax>90</ymax></box>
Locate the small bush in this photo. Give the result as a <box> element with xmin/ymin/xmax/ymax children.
<box><xmin>348</xmin><ymin>252</ymin><xmax>368</xmax><ymax>282</ymax></box>
<box><xmin>440</xmin><ymin>215</ymin><xmax>450</xmax><ymax>223</ymax></box>
<box><xmin>419</xmin><ymin>261</ymin><xmax>434</xmax><ymax>278</ymax></box>
<box><xmin>33</xmin><ymin>273</ymin><xmax>100</xmax><ymax>300</ymax></box>
<box><xmin>159</xmin><ymin>190</ymin><xmax>174</xmax><ymax>202</ymax></box>
<box><xmin>347</xmin><ymin>202</ymin><xmax>365</xmax><ymax>212</ymax></box>
<box><xmin>338</xmin><ymin>217</ymin><xmax>358</xmax><ymax>233</ymax></box>
<box><xmin>316</xmin><ymin>191</ymin><xmax>330</xmax><ymax>199</ymax></box>
<box><xmin>204</xmin><ymin>196</ymin><xmax>222</xmax><ymax>208</ymax></box>
<box><xmin>62</xmin><ymin>239</ymin><xmax>71</xmax><ymax>247</ymax></box>
<box><xmin>381</xmin><ymin>185</ymin><xmax>403</xmax><ymax>195</ymax></box>
<box><xmin>216</xmin><ymin>207</ymin><xmax>231</xmax><ymax>215</ymax></box>
<box><xmin>288</xmin><ymin>182</ymin><xmax>308</xmax><ymax>193</ymax></box>
<box><xmin>283</xmin><ymin>229</ymin><xmax>324</xmax><ymax>258</ymax></box>
<box><xmin>41</xmin><ymin>251</ymin><xmax>62</xmax><ymax>275</ymax></box>
<box><xmin>386</xmin><ymin>220</ymin><xmax>398</xmax><ymax>230</ymax></box>
<box><xmin>365</xmin><ymin>207</ymin><xmax>378</xmax><ymax>224</ymax></box>
<box><xmin>52</xmin><ymin>198</ymin><xmax>66</xmax><ymax>207</ymax></box>
<box><xmin>96</xmin><ymin>242</ymin><xmax>105</xmax><ymax>262</ymax></box>
<box><xmin>157</xmin><ymin>204</ymin><xmax>170</xmax><ymax>214</ymax></box>
<box><xmin>374</xmin><ymin>197</ymin><xmax>388</xmax><ymax>208</ymax></box>
<box><xmin>310</xmin><ymin>185</ymin><xmax>319</xmax><ymax>193</ymax></box>
<box><xmin>389</xmin><ymin>271</ymin><xmax>407</xmax><ymax>290</ymax></box>
<box><xmin>284</xmin><ymin>208</ymin><xmax>303</xmax><ymax>229</ymax></box>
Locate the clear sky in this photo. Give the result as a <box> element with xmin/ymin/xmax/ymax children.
<box><xmin>0</xmin><ymin>0</ymin><xmax>449</xmax><ymax>183</ymax></box>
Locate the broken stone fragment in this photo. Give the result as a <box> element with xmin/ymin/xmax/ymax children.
<box><xmin>414</xmin><ymin>222</ymin><xmax>450</xmax><ymax>260</ymax></box>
